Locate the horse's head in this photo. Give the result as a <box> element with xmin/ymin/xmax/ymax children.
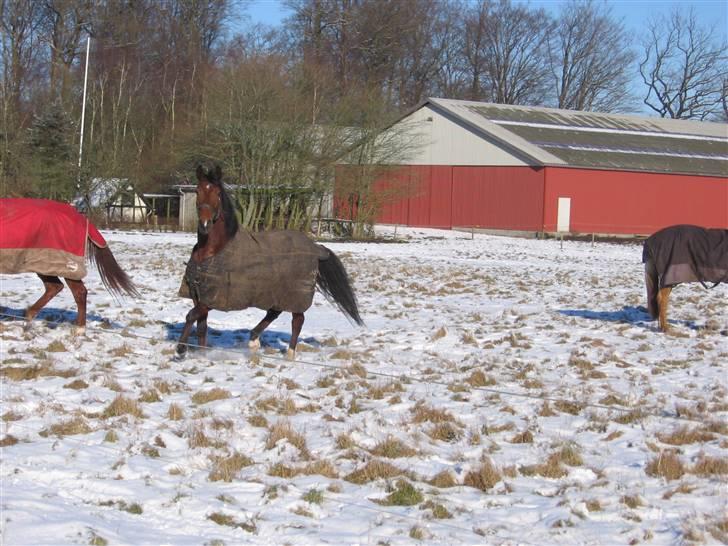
<box><xmin>194</xmin><ymin>165</ymin><xmax>238</xmax><ymax>240</ymax></box>
<box><xmin>195</xmin><ymin>164</ymin><xmax>223</xmax><ymax>235</ymax></box>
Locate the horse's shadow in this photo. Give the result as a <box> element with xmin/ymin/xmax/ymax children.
<box><xmin>163</xmin><ymin>322</ymin><xmax>320</xmax><ymax>354</ymax></box>
<box><xmin>558</xmin><ymin>305</ymin><xmax>700</xmax><ymax>331</ymax></box>
<box><xmin>0</xmin><ymin>306</ymin><xmax>121</xmax><ymax>329</ymax></box>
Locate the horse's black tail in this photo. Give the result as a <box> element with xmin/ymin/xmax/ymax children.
<box><xmin>317</xmin><ymin>248</ymin><xmax>363</xmax><ymax>326</ymax></box>
<box><xmin>88</xmin><ymin>241</ymin><xmax>140</xmax><ymax>298</ymax></box>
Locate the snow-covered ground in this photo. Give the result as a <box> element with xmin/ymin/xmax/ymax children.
<box><xmin>1</xmin><ymin>226</ymin><xmax>726</xmax><ymax>545</ymax></box>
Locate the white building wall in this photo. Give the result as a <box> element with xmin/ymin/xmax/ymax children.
<box><xmin>395</xmin><ymin>105</ymin><xmax>528</xmax><ymax>166</ymax></box>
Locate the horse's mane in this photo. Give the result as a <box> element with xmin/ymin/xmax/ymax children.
<box><xmin>204</xmin><ymin>166</ymin><xmax>239</xmax><ymax>240</ymax></box>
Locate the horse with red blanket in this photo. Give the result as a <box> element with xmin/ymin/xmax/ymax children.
<box><xmin>0</xmin><ymin>198</ymin><xmax>138</xmax><ymax>332</ymax></box>
<box><xmin>643</xmin><ymin>224</ymin><xmax>728</xmax><ymax>332</ymax></box>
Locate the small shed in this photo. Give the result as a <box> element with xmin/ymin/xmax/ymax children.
<box><xmin>76</xmin><ymin>178</ymin><xmax>151</xmax><ymax>224</ymax></box>
<box><xmin>347</xmin><ymin>98</ymin><xmax>728</xmax><ymax>236</ymax></box>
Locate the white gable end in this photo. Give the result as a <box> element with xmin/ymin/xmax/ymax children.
<box><xmin>396</xmin><ymin>105</ymin><xmax>530</xmax><ymax>166</ymax></box>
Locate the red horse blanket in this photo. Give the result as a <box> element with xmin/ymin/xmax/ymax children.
<box><xmin>642</xmin><ymin>224</ymin><xmax>728</xmax><ymax>287</ymax></box>
<box><xmin>0</xmin><ymin>198</ymin><xmax>107</xmax><ymax>280</ymax></box>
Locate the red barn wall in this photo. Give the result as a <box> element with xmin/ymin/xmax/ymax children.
<box><xmin>543</xmin><ymin>167</ymin><xmax>728</xmax><ymax>235</ymax></box>
<box><xmin>373</xmin><ymin>165</ymin><xmax>545</xmax><ymax>231</ymax></box>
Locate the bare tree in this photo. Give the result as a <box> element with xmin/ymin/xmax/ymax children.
<box><xmin>460</xmin><ymin>0</ymin><xmax>489</xmax><ymax>100</ymax></box>
<box><xmin>548</xmin><ymin>0</ymin><xmax>635</xmax><ymax>112</ymax></box>
<box><xmin>639</xmin><ymin>7</ymin><xmax>728</xmax><ymax>120</ymax></box>
<box><xmin>40</xmin><ymin>0</ymin><xmax>92</xmax><ymax>104</ymax></box>
<box><xmin>461</xmin><ymin>0</ymin><xmax>552</xmax><ymax>105</ymax></box>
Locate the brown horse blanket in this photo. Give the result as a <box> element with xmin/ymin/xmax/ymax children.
<box><xmin>179</xmin><ymin>230</ymin><xmax>329</xmax><ymax>312</ymax></box>
<box><xmin>642</xmin><ymin>224</ymin><xmax>728</xmax><ymax>288</ymax></box>
<box><xmin>0</xmin><ymin>198</ymin><xmax>107</xmax><ymax>280</ymax></box>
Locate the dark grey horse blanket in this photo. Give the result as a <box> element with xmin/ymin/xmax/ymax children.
<box><xmin>179</xmin><ymin>230</ymin><xmax>329</xmax><ymax>313</ymax></box>
<box><xmin>642</xmin><ymin>225</ymin><xmax>728</xmax><ymax>288</ymax></box>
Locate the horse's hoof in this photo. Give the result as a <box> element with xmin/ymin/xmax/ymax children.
<box><xmin>248</xmin><ymin>338</ymin><xmax>261</xmax><ymax>351</ymax></box>
<box><xmin>286</xmin><ymin>348</ymin><xmax>296</xmax><ymax>361</ymax></box>
<box><xmin>173</xmin><ymin>346</ymin><xmax>187</xmax><ymax>362</ymax></box>
<box><xmin>73</xmin><ymin>326</ymin><xmax>86</xmax><ymax>337</ymax></box>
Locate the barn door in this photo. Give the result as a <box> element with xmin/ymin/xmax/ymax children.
<box><xmin>557</xmin><ymin>197</ymin><xmax>571</xmax><ymax>233</ymax></box>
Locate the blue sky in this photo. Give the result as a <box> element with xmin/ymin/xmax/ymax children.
<box><xmin>241</xmin><ymin>0</ymin><xmax>728</xmax><ymax>35</ymax></box>
<box><xmin>237</xmin><ymin>0</ymin><xmax>726</xmax><ymax>114</ymax></box>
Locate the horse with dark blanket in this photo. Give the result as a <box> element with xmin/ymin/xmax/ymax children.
<box><xmin>643</xmin><ymin>224</ymin><xmax>728</xmax><ymax>331</ymax></box>
<box><xmin>180</xmin><ymin>230</ymin><xmax>328</xmax><ymax>313</ymax></box>
<box><xmin>176</xmin><ymin>165</ymin><xmax>363</xmax><ymax>360</ymax></box>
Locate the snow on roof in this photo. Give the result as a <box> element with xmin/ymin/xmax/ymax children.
<box><xmin>425</xmin><ymin>98</ymin><xmax>728</xmax><ymax>177</ymax></box>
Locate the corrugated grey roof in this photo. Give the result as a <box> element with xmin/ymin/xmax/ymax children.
<box><xmin>426</xmin><ymin>98</ymin><xmax>728</xmax><ymax>177</ymax></box>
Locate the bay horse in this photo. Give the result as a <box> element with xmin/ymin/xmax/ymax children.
<box><xmin>0</xmin><ymin>198</ymin><xmax>139</xmax><ymax>333</ymax></box>
<box><xmin>643</xmin><ymin>224</ymin><xmax>728</xmax><ymax>332</ymax></box>
<box><xmin>176</xmin><ymin>165</ymin><xmax>363</xmax><ymax>360</ymax></box>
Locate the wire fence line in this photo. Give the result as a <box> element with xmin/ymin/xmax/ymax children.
<box><xmin>0</xmin><ymin>310</ymin><xmax>710</xmax><ymax>425</ymax></box>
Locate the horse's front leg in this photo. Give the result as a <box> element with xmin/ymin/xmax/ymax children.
<box><xmin>657</xmin><ymin>286</ymin><xmax>672</xmax><ymax>332</ymax></box>
<box><xmin>65</xmin><ymin>279</ymin><xmax>87</xmax><ymax>335</ymax></box>
<box><xmin>176</xmin><ymin>303</ymin><xmax>209</xmax><ymax>359</ymax></box>
<box><xmin>287</xmin><ymin>312</ymin><xmax>305</xmax><ymax>361</ymax></box>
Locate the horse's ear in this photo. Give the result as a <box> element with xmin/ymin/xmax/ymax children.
<box><xmin>196</xmin><ymin>165</ymin><xmax>205</xmax><ymax>181</ymax></box>
<box><xmin>213</xmin><ymin>165</ymin><xmax>222</xmax><ymax>183</ymax></box>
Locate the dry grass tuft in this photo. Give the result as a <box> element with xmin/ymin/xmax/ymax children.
<box><xmin>265</xmin><ymin>420</ymin><xmax>310</xmax><ymax>459</ymax></box>
<box><xmin>412</xmin><ymin>403</ymin><xmax>463</xmax><ymax>426</ymax></box>
<box><xmin>191</xmin><ymin>387</ymin><xmax>231</xmax><ymax>405</ymax></box>
<box><xmin>427</xmin><ymin>422</ymin><xmax>463</xmax><ymax>443</ymax></box>
<box><xmin>557</xmin><ymin>442</ymin><xmax>583</xmax><ymax>466</ymax></box>
<box><xmin>1</xmin><ymin>362</ymin><xmax>78</xmax><ymax>381</ymax></box>
<box><xmin>463</xmin><ymin>459</ymin><xmax>501</xmax><ymax>491</ymax></box>
<box><xmin>521</xmin><ymin>452</ymin><xmax>568</xmax><ymax>479</ymax></box>
<box><xmin>2</xmin><ymin>411</ymin><xmax>23</xmax><ymax>422</ymax></box>
<box><xmin>138</xmin><ymin>389</ymin><xmax>161</xmax><ymax>403</ymax></box>
<box><xmin>40</xmin><ymin>416</ymin><xmax>92</xmax><ymax>437</ymax></box>
<box><xmin>344</xmin><ymin>459</ymin><xmax>407</xmax><ymax>484</ymax></box>
<box><xmin>302</xmin><ymin>459</ymin><xmax>338</xmax><ymax>478</ymax></box>
<box><xmin>553</xmin><ymin>399</ymin><xmax>583</xmax><ymax>415</ymax></box>
<box><xmin>63</xmin><ymin>379</ymin><xmax>88</xmax><ymax>390</ymax></box>
<box><xmin>374</xmin><ymin>479</ymin><xmax>423</xmax><ymax>506</ymax></box>
<box><xmin>657</xmin><ymin>425</ymin><xmax>716</xmax><ymax>445</ymax></box>
<box><xmin>167</xmin><ymin>403</ymin><xmax>184</xmax><ymax>421</ymax></box>
<box><xmin>429</xmin><ymin>470</ymin><xmax>457</xmax><ymax>488</ymax></box>
<box><xmin>621</xmin><ymin>494</ymin><xmax>644</xmax><ymax>509</ymax></box>
<box><xmin>466</xmin><ymin>370</ymin><xmax>496</xmax><ymax>387</ymax></box>
<box><xmin>509</xmin><ymin>430</ymin><xmax>534</xmax><ymax>444</ymax></box>
<box><xmin>336</xmin><ymin>433</ymin><xmax>356</xmax><ymax>450</ymax></box>
<box><xmin>691</xmin><ymin>454</ymin><xmax>728</xmax><ymax>476</ymax></box>
<box><xmin>209</xmin><ymin>452</ymin><xmax>254</xmax><ymax>482</ymax></box>
<box><xmin>187</xmin><ymin>425</ymin><xmax>218</xmax><ymax>449</ymax></box>
<box><xmin>247</xmin><ymin>414</ymin><xmax>268</xmax><ymax>428</ymax></box>
<box><xmin>0</xmin><ymin>435</ymin><xmax>19</xmax><ymax>447</ymax></box>
<box><xmin>102</xmin><ymin>395</ymin><xmax>145</xmax><ymax>419</ymax></box>
<box><xmin>645</xmin><ymin>450</ymin><xmax>685</xmax><ymax>481</ymax></box>
<box><xmin>369</xmin><ymin>437</ymin><xmax>418</xmax><ymax>458</ymax></box>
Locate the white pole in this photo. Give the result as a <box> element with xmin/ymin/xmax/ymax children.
<box><xmin>77</xmin><ymin>36</ymin><xmax>90</xmax><ymax>179</ymax></box>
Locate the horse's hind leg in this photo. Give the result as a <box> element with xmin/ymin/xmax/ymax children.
<box><xmin>248</xmin><ymin>308</ymin><xmax>282</xmax><ymax>350</ymax></box>
<box><xmin>65</xmin><ymin>278</ymin><xmax>88</xmax><ymax>334</ymax></box>
<box><xmin>287</xmin><ymin>312</ymin><xmax>305</xmax><ymax>361</ymax></box>
<box><xmin>25</xmin><ymin>275</ymin><xmax>64</xmax><ymax>327</ymax></box>
<box><xmin>657</xmin><ymin>286</ymin><xmax>673</xmax><ymax>332</ymax></box>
